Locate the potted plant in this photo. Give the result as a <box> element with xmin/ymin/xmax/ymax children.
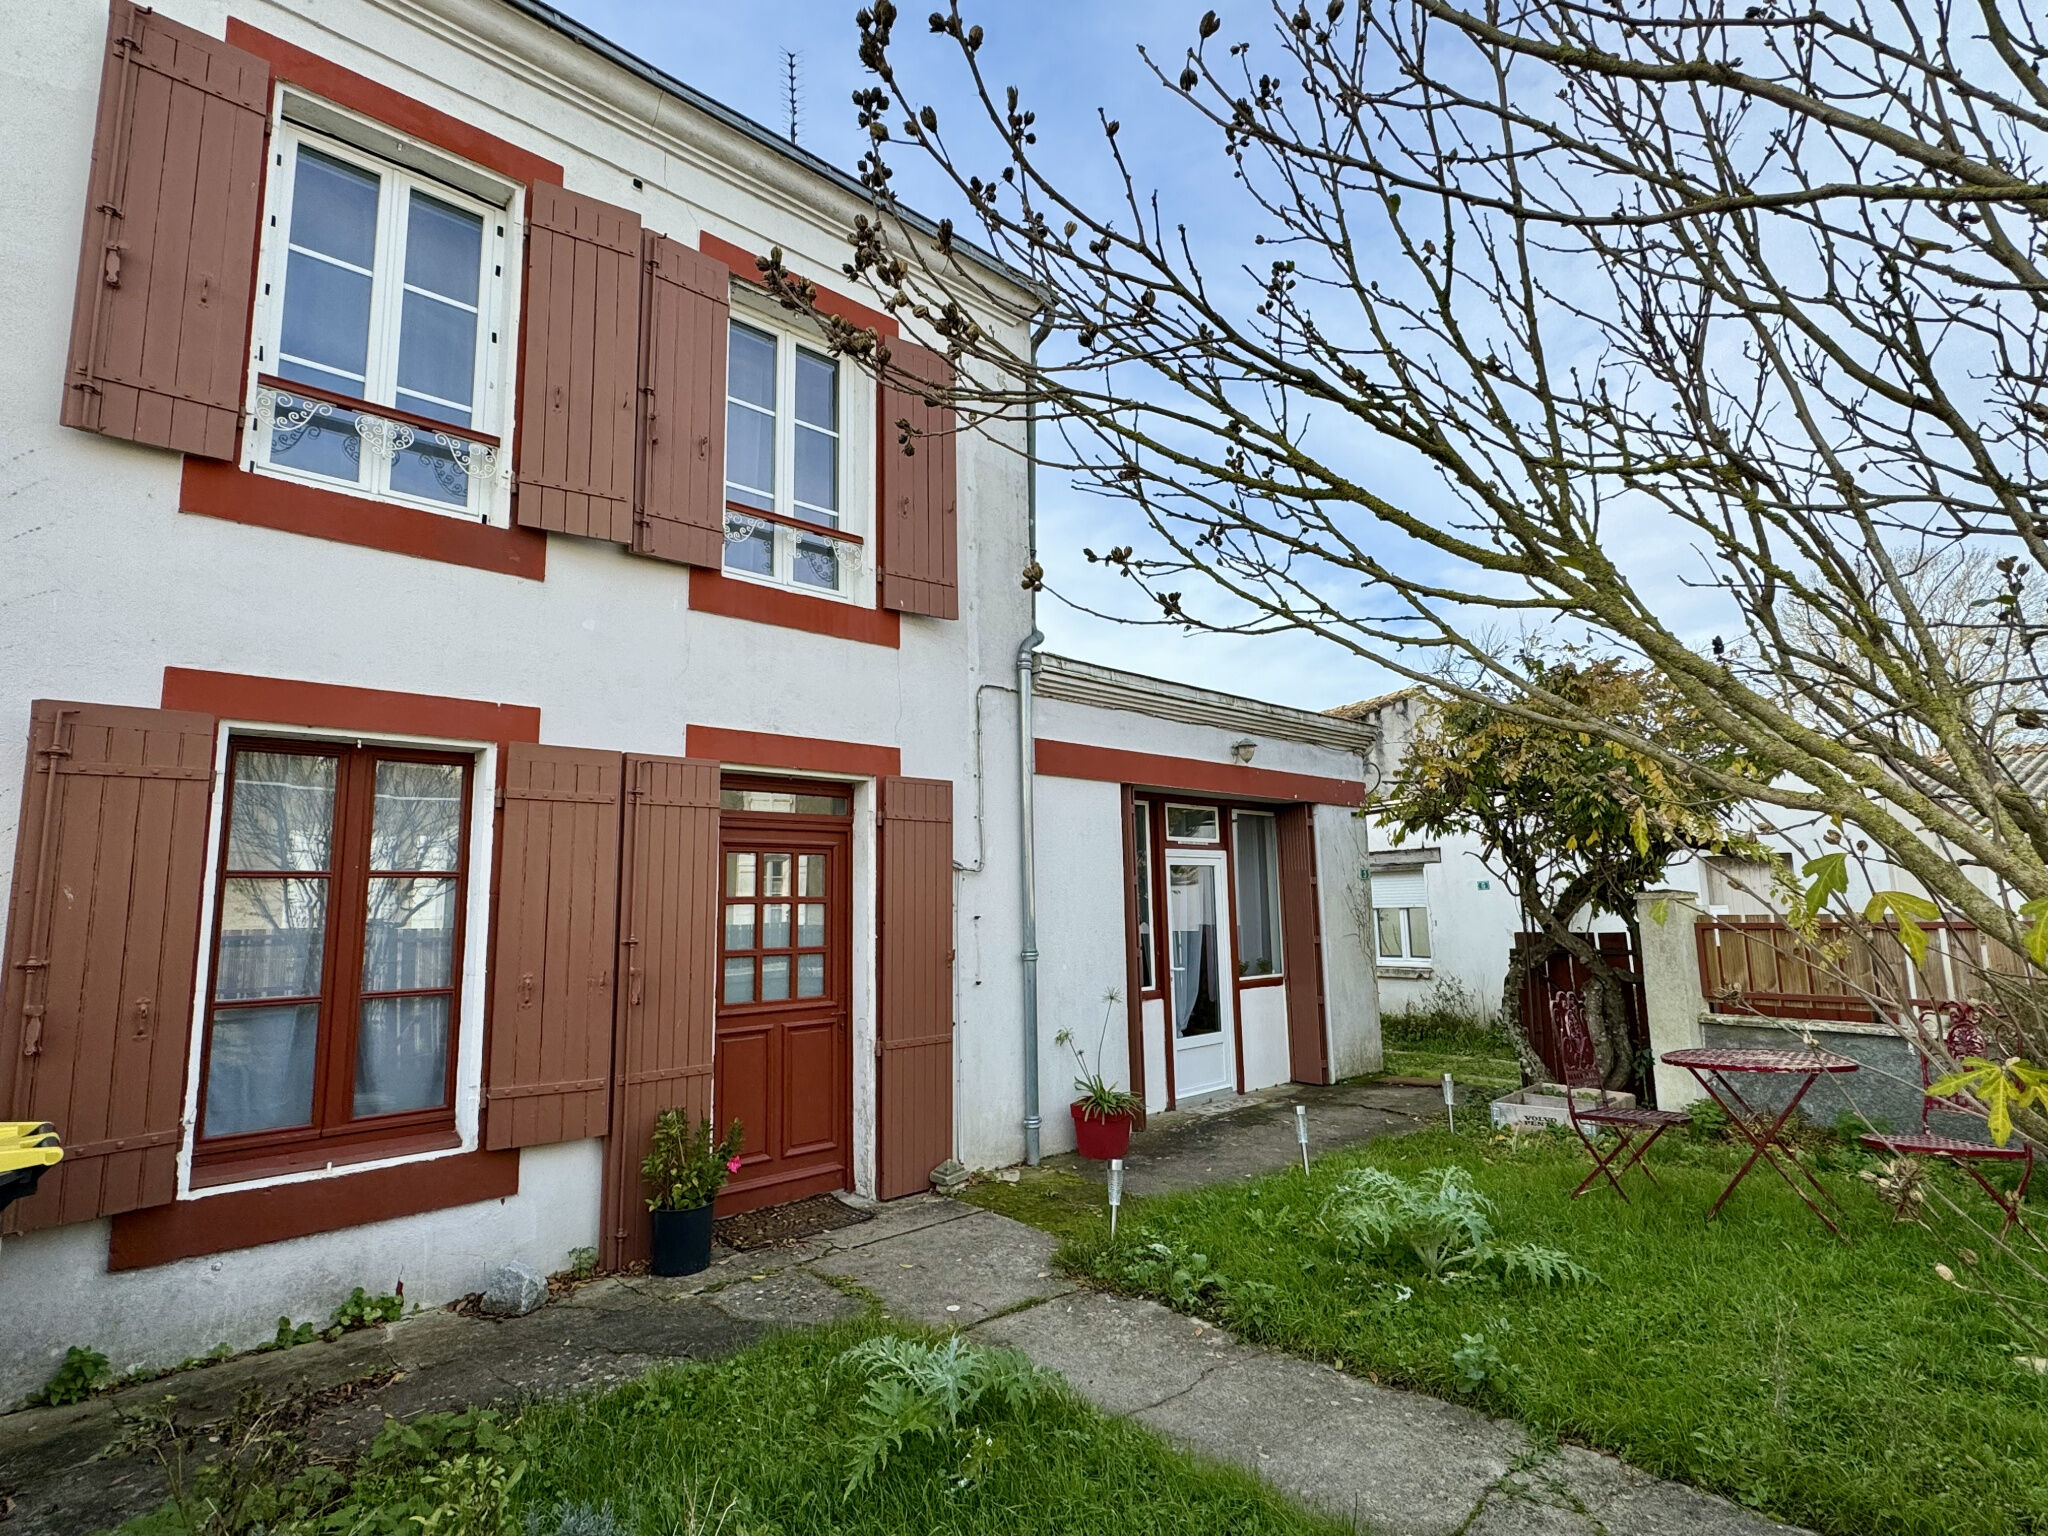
<box><xmin>641</xmin><ymin>1109</ymin><xmax>743</xmax><ymax>1277</ymax></box>
<box><xmin>1058</xmin><ymin>989</ymin><xmax>1143</xmax><ymax>1159</ymax></box>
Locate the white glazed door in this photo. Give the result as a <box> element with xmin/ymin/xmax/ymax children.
<box><xmin>1167</xmin><ymin>851</ymin><xmax>1236</xmax><ymax>1098</ymax></box>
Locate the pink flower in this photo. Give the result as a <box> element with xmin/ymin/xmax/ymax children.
<box><xmin>727</xmin><ymin>1156</ymin><xmax>743</xmax><ymax>1173</ymax></box>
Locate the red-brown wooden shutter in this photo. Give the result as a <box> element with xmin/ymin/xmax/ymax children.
<box><xmin>876</xmin><ymin>775</ymin><xmax>955</xmax><ymax>1198</ymax></box>
<box><xmin>516</xmin><ymin>183</ymin><xmax>643</xmax><ymax>543</ymax></box>
<box><xmin>877</xmin><ymin>342</ymin><xmax>959</xmax><ymax>620</ymax></box>
<box><xmin>600</xmin><ymin>754</ymin><xmax>720</xmax><ymax>1268</ymax></box>
<box><xmin>0</xmin><ymin>702</ymin><xmax>216</xmax><ymax>1233</ymax></box>
<box><xmin>61</xmin><ymin>1</ymin><xmax>270</xmax><ymax>461</ymax></box>
<box><xmin>484</xmin><ymin>744</ymin><xmax>621</xmax><ymax>1150</ymax></box>
<box><xmin>1277</xmin><ymin>805</ymin><xmax>1331</xmax><ymax>1085</ymax></box>
<box><xmin>633</xmin><ymin>232</ymin><xmax>729</xmax><ymax>567</ymax></box>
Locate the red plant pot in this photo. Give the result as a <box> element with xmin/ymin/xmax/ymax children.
<box><xmin>1071</xmin><ymin>1100</ymin><xmax>1135</xmax><ymax>1160</ymax></box>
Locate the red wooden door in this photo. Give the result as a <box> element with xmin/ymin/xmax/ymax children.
<box><xmin>714</xmin><ymin>800</ymin><xmax>852</xmax><ymax>1213</ymax></box>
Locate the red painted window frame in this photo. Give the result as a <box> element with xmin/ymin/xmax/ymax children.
<box><xmin>177</xmin><ymin>24</ymin><xmax>564</xmax><ymax>578</ymax></box>
<box><xmin>193</xmin><ymin>737</ymin><xmax>476</xmax><ymax>1185</ymax></box>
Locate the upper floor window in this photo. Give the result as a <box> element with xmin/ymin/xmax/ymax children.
<box><xmin>1166</xmin><ymin>804</ymin><xmax>1221</xmax><ymax>844</ymax></box>
<box><xmin>249</xmin><ymin>119</ymin><xmax>513</xmax><ymax>521</ymax></box>
<box><xmin>723</xmin><ymin>315</ymin><xmax>861</xmax><ymax>598</ymax></box>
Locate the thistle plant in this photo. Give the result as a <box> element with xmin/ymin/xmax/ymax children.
<box><xmin>833</xmin><ymin>1335</ymin><xmax>1043</xmax><ymax>1493</ymax></box>
<box><xmin>1322</xmin><ymin>1166</ymin><xmax>1594</xmax><ymax>1287</ymax></box>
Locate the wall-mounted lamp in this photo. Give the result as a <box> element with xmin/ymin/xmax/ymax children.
<box><xmin>1230</xmin><ymin>738</ymin><xmax>1257</xmax><ymax>764</ymax></box>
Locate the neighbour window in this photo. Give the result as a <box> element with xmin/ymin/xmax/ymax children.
<box><xmin>1372</xmin><ymin>868</ymin><xmax>1432</xmax><ymax>964</ymax></box>
<box><xmin>1232</xmin><ymin>811</ymin><xmax>1283</xmax><ymax>978</ymax></box>
<box><xmin>1133</xmin><ymin>799</ymin><xmax>1157</xmax><ymax>991</ymax></box>
<box><xmin>197</xmin><ymin>741</ymin><xmax>472</xmax><ymax>1171</ymax></box>
<box><xmin>724</xmin><ymin>317</ymin><xmax>859</xmax><ymax>597</ymax></box>
<box><xmin>250</xmin><ymin>125</ymin><xmax>511</xmax><ymax>520</ymax></box>
<box><xmin>1165</xmin><ymin>804</ymin><xmax>1220</xmax><ymax>844</ymax></box>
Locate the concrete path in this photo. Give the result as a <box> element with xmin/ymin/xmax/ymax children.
<box><xmin>1061</xmin><ymin>1078</ymin><xmax>1452</xmax><ymax>1197</ymax></box>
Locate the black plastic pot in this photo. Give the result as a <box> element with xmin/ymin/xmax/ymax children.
<box><xmin>650</xmin><ymin>1202</ymin><xmax>715</xmax><ymax>1276</ymax></box>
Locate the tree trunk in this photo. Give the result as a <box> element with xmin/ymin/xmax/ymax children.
<box><xmin>1498</xmin><ymin>936</ymin><xmax>1555</xmax><ymax>1087</ymax></box>
<box><xmin>1564</xmin><ymin>937</ymin><xmax>1637</xmax><ymax>1094</ymax></box>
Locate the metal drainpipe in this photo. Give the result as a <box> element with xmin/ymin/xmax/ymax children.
<box><xmin>1017</xmin><ymin>628</ymin><xmax>1044</xmax><ymax>1164</ymax></box>
<box><xmin>1019</xmin><ymin>318</ymin><xmax>1053</xmax><ymax>1165</ymax></box>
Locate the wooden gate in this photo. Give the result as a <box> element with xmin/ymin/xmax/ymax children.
<box><xmin>1514</xmin><ymin>932</ymin><xmax>1651</xmax><ymax>1098</ymax></box>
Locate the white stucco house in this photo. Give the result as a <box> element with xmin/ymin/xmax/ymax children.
<box><xmin>0</xmin><ymin>0</ymin><xmax>1383</xmax><ymax>1398</ymax></box>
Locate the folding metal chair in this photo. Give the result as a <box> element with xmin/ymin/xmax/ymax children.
<box><xmin>1553</xmin><ymin>990</ymin><xmax>1689</xmax><ymax>1200</ymax></box>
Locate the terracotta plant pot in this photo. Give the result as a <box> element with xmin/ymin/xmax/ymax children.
<box><xmin>1071</xmin><ymin>1100</ymin><xmax>1135</xmax><ymax>1160</ymax></box>
<box><xmin>649</xmin><ymin>1202</ymin><xmax>715</xmax><ymax>1276</ymax></box>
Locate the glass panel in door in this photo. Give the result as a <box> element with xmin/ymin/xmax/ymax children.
<box><xmin>1167</xmin><ymin>857</ymin><xmax>1235</xmax><ymax>1097</ymax></box>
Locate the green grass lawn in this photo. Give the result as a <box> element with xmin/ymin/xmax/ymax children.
<box><xmin>1380</xmin><ymin>1045</ymin><xmax>1521</xmax><ymax>1087</ymax></box>
<box><xmin>114</xmin><ymin>1320</ymin><xmax>1344</xmax><ymax>1536</ymax></box>
<box><xmin>1028</xmin><ymin>1124</ymin><xmax>2045</xmax><ymax>1536</ymax></box>
<box><xmin>1378</xmin><ymin>998</ymin><xmax>1523</xmax><ymax>1088</ymax></box>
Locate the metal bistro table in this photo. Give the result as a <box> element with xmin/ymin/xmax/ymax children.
<box><xmin>1661</xmin><ymin>1046</ymin><xmax>1862</xmax><ymax>1237</ymax></box>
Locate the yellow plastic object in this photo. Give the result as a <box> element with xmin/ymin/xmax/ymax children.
<box><xmin>0</xmin><ymin>1121</ymin><xmax>62</xmax><ymax>1173</ymax></box>
<box><xmin>0</xmin><ymin>1142</ymin><xmax>63</xmax><ymax>1174</ymax></box>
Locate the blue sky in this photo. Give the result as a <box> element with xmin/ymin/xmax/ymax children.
<box><xmin>541</xmin><ymin>1</ymin><xmax>1413</xmax><ymax>712</ymax></box>
<box><xmin>546</xmin><ymin>3</ymin><xmax>1735</xmax><ymax>712</ymax></box>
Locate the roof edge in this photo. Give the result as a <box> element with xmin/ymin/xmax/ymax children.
<box><xmin>490</xmin><ymin>0</ymin><xmax>1030</xmax><ymax>296</ymax></box>
<box><xmin>1035</xmin><ymin>652</ymin><xmax>1376</xmax><ymax>754</ymax></box>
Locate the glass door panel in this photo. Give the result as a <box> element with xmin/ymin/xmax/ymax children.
<box><xmin>1167</xmin><ymin>855</ymin><xmax>1236</xmax><ymax>1098</ymax></box>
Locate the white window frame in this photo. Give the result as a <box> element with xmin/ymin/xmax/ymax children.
<box><xmin>244</xmin><ymin>100</ymin><xmax>520</xmax><ymax>526</ymax></box>
<box><xmin>176</xmin><ymin>723</ymin><xmax>497</xmax><ymax>1198</ymax></box>
<box><xmin>720</xmin><ymin>292</ymin><xmax>875</xmax><ymax>604</ymax></box>
<box><xmin>1372</xmin><ymin>868</ymin><xmax>1433</xmax><ymax>965</ymax></box>
<box><xmin>1165</xmin><ymin>803</ymin><xmax>1222</xmax><ymax>844</ymax></box>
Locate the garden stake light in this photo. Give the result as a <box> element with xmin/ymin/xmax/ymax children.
<box><xmin>1443</xmin><ymin>1073</ymin><xmax>1456</xmax><ymax>1132</ymax></box>
<box><xmin>1296</xmin><ymin>1104</ymin><xmax>1310</xmax><ymax>1175</ymax></box>
<box><xmin>1107</xmin><ymin>1158</ymin><xmax>1123</xmax><ymax>1239</ymax></box>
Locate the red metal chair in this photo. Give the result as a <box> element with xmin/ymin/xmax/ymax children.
<box><xmin>1859</xmin><ymin>1001</ymin><xmax>2036</xmax><ymax>1237</ymax></box>
<box><xmin>1552</xmin><ymin>990</ymin><xmax>1690</xmax><ymax>1200</ymax></box>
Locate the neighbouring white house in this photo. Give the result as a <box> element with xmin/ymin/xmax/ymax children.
<box><xmin>0</xmin><ymin>0</ymin><xmax>1383</xmax><ymax>1399</ymax></box>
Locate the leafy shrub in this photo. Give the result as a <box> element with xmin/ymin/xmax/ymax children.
<box><xmin>642</xmin><ymin>1109</ymin><xmax>744</xmax><ymax>1213</ymax></box>
<box><xmin>329</xmin><ymin>1286</ymin><xmax>404</xmax><ymax>1333</ymax></box>
<box><xmin>33</xmin><ymin>1344</ymin><xmax>113</xmax><ymax>1405</ymax></box>
<box><xmin>563</xmin><ymin>1246</ymin><xmax>601</xmax><ymax>1282</ymax></box>
<box><xmin>1321</xmin><ymin>1165</ymin><xmax>1595</xmax><ymax>1286</ymax></box>
<box><xmin>833</xmin><ymin>1334</ymin><xmax>1043</xmax><ymax>1492</ymax></box>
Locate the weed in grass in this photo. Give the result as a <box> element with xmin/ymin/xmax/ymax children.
<box><xmin>834</xmin><ymin>1334</ymin><xmax>1042</xmax><ymax>1493</ymax></box>
<box><xmin>1450</xmin><ymin>1333</ymin><xmax>1504</xmax><ymax>1395</ymax></box>
<box><xmin>32</xmin><ymin>1345</ymin><xmax>114</xmax><ymax>1406</ymax></box>
<box><xmin>1322</xmin><ymin>1165</ymin><xmax>1595</xmax><ymax>1286</ymax></box>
